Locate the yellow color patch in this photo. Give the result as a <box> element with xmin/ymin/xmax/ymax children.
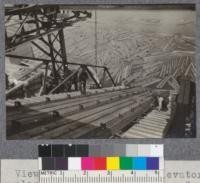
<box><xmin>106</xmin><ymin>157</ymin><xmax>120</xmax><ymax>170</ymax></box>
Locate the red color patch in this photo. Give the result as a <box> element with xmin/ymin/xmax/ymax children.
<box><xmin>94</xmin><ymin>157</ymin><xmax>106</xmax><ymax>170</ymax></box>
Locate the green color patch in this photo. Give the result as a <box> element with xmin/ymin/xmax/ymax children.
<box><xmin>120</xmin><ymin>157</ymin><xmax>132</xmax><ymax>170</ymax></box>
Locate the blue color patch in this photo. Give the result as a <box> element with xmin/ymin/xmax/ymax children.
<box><xmin>132</xmin><ymin>157</ymin><xmax>147</xmax><ymax>170</ymax></box>
<box><xmin>147</xmin><ymin>157</ymin><xmax>159</xmax><ymax>170</ymax></box>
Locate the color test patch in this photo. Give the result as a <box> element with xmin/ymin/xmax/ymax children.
<box><xmin>52</xmin><ymin>145</ymin><xmax>64</xmax><ymax>157</ymax></box>
<box><xmin>126</xmin><ymin>144</ymin><xmax>138</xmax><ymax>156</ymax></box>
<box><xmin>81</xmin><ymin>157</ymin><xmax>94</xmax><ymax>170</ymax></box>
<box><xmin>89</xmin><ymin>145</ymin><xmax>101</xmax><ymax>156</ymax></box>
<box><xmin>147</xmin><ymin>157</ymin><xmax>159</xmax><ymax>170</ymax></box>
<box><xmin>138</xmin><ymin>145</ymin><xmax>151</xmax><ymax>156</ymax></box>
<box><xmin>94</xmin><ymin>157</ymin><xmax>106</xmax><ymax>170</ymax></box>
<box><xmin>55</xmin><ymin>157</ymin><xmax>68</xmax><ymax>170</ymax></box>
<box><xmin>150</xmin><ymin>145</ymin><xmax>163</xmax><ymax>157</ymax></box>
<box><xmin>38</xmin><ymin>144</ymin><xmax>164</xmax><ymax>171</ymax></box>
<box><xmin>65</xmin><ymin>145</ymin><xmax>76</xmax><ymax>157</ymax></box>
<box><xmin>106</xmin><ymin>157</ymin><xmax>120</xmax><ymax>170</ymax></box>
<box><xmin>76</xmin><ymin>145</ymin><xmax>89</xmax><ymax>157</ymax></box>
<box><xmin>38</xmin><ymin>144</ymin><xmax>164</xmax><ymax>158</ymax></box>
<box><xmin>68</xmin><ymin>157</ymin><xmax>81</xmax><ymax>170</ymax></box>
<box><xmin>39</xmin><ymin>156</ymin><xmax>161</xmax><ymax>170</ymax></box>
<box><xmin>42</xmin><ymin>157</ymin><xmax>55</xmax><ymax>170</ymax></box>
<box><xmin>133</xmin><ymin>157</ymin><xmax>147</xmax><ymax>170</ymax></box>
<box><xmin>120</xmin><ymin>157</ymin><xmax>132</xmax><ymax>170</ymax></box>
<box><xmin>38</xmin><ymin>145</ymin><xmax>51</xmax><ymax>157</ymax></box>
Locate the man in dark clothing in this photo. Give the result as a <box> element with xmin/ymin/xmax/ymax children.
<box><xmin>5</xmin><ymin>74</ymin><xmax>9</xmax><ymax>89</ymax></box>
<box><xmin>71</xmin><ymin>70</ymin><xmax>78</xmax><ymax>91</ymax></box>
<box><xmin>78</xmin><ymin>66</ymin><xmax>89</xmax><ymax>95</ymax></box>
<box><xmin>64</xmin><ymin>68</ymin><xmax>73</xmax><ymax>92</ymax></box>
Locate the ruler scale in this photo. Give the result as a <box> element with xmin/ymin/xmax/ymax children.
<box><xmin>39</xmin><ymin>170</ymin><xmax>164</xmax><ymax>183</ymax></box>
<box><xmin>39</xmin><ymin>144</ymin><xmax>164</xmax><ymax>183</ymax></box>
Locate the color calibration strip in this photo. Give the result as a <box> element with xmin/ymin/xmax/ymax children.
<box><xmin>39</xmin><ymin>156</ymin><xmax>161</xmax><ymax>170</ymax></box>
<box><xmin>38</xmin><ymin>144</ymin><xmax>163</xmax><ymax>157</ymax></box>
<box><xmin>38</xmin><ymin>144</ymin><xmax>163</xmax><ymax>171</ymax></box>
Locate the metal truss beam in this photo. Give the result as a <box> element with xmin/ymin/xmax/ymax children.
<box><xmin>85</xmin><ymin>66</ymin><xmax>101</xmax><ymax>88</ymax></box>
<box><xmin>5</xmin><ymin>5</ymin><xmax>91</xmax><ymax>52</ymax></box>
<box><xmin>5</xmin><ymin>6</ymin><xmax>117</xmax><ymax>94</ymax></box>
<box><xmin>6</xmin><ymin>54</ymin><xmax>106</xmax><ymax>69</ymax></box>
<box><xmin>6</xmin><ymin>54</ymin><xmax>117</xmax><ymax>87</ymax></box>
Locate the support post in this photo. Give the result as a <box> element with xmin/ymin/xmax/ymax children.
<box><xmin>58</xmin><ymin>29</ymin><xmax>68</xmax><ymax>74</ymax></box>
<box><xmin>100</xmin><ymin>68</ymin><xmax>106</xmax><ymax>87</ymax></box>
<box><xmin>47</xmin><ymin>34</ymin><xmax>59</xmax><ymax>84</ymax></box>
<box><xmin>39</xmin><ymin>62</ymin><xmax>49</xmax><ymax>95</ymax></box>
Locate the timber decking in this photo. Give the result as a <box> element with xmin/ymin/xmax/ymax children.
<box><xmin>7</xmin><ymin>86</ymin><xmax>153</xmax><ymax>139</ymax></box>
<box><xmin>121</xmin><ymin>108</ymin><xmax>171</xmax><ymax>138</ymax></box>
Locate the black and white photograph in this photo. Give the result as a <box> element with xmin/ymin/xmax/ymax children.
<box><xmin>5</xmin><ymin>4</ymin><xmax>196</xmax><ymax>139</ymax></box>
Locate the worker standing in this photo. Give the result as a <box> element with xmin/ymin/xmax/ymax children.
<box><xmin>73</xmin><ymin>71</ymin><xmax>78</xmax><ymax>91</ymax></box>
<box><xmin>64</xmin><ymin>68</ymin><xmax>73</xmax><ymax>92</ymax></box>
<box><xmin>158</xmin><ymin>96</ymin><xmax>164</xmax><ymax>111</ymax></box>
<box><xmin>78</xmin><ymin>65</ymin><xmax>89</xmax><ymax>95</ymax></box>
<box><xmin>6</xmin><ymin>74</ymin><xmax>9</xmax><ymax>89</ymax></box>
<box><xmin>167</xmin><ymin>95</ymin><xmax>172</xmax><ymax>111</ymax></box>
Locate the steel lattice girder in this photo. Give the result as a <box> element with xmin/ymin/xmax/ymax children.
<box><xmin>5</xmin><ymin>5</ymin><xmax>116</xmax><ymax>94</ymax></box>
<box><xmin>5</xmin><ymin>5</ymin><xmax>91</xmax><ymax>52</ymax></box>
<box><xmin>5</xmin><ymin>5</ymin><xmax>93</xmax><ymax>94</ymax></box>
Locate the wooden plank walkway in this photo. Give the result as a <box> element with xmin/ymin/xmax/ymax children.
<box><xmin>121</xmin><ymin>109</ymin><xmax>171</xmax><ymax>138</ymax></box>
<box><xmin>7</xmin><ymin>86</ymin><xmax>153</xmax><ymax>139</ymax></box>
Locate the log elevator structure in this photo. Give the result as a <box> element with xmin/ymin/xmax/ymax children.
<box><xmin>5</xmin><ymin>5</ymin><xmax>116</xmax><ymax>97</ymax></box>
<box><xmin>5</xmin><ymin>5</ymin><xmax>196</xmax><ymax>139</ymax></box>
